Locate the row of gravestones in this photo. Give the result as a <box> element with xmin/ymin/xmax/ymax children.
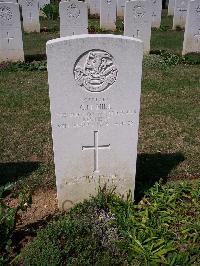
<box><xmin>0</xmin><ymin>0</ymin><xmax>199</xmax><ymax>62</ymax></box>
<box><xmin>168</xmin><ymin>0</ymin><xmax>200</xmax><ymax>31</ymax></box>
<box><xmin>0</xmin><ymin>0</ymin><xmax>49</xmax><ymax>62</ymax></box>
<box><xmin>60</xmin><ymin>0</ymin><xmax>154</xmax><ymax>54</ymax></box>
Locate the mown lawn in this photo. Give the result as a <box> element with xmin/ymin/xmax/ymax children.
<box><xmin>0</xmin><ymin>8</ymin><xmax>199</xmax><ymax>265</ymax></box>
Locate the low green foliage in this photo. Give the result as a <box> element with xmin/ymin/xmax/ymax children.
<box><xmin>42</xmin><ymin>3</ymin><xmax>59</xmax><ymax>20</ymax></box>
<box><xmin>0</xmin><ymin>185</ymin><xmax>32</xmax><ymax>264</ymax></box>
<box><xmin>0</xmin><ymin>61</ymin><xmax>47</xmax><ymax>72</ymax></box>
<box><xmin>19</xmin><ymin>181</ymin><xmax>200</xmax><ymax>265</ymax></box>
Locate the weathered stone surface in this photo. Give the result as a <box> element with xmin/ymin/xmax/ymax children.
<box><xmin>151</xmin><ymin>0</ymin><xmax>162</xmax><ymax>28</ymax></box>
<box><xmin>100</xmin><ymin>0</ymin><xmax>117</xmax><ymax>30</ymax></box>
<box><xmin>168</xmin><ymin>0</ymin><xmax>175</xmax><ymax>15</ymax></box>
<box><xmin>124</xmin><ymin>0</ymin><xmax>152</xmax><ymax>53</ymax></box>
<box><xmin>89</xmin><ymin>0</ymin><xmax>100</xmax><ymax>15</ymax></box>
<box><xmin>0</xmin><ymin>2</ymin><xmax>24</xmax><ymax>62</ymax></box>
<box><xmin>117</xmin><ymin>0</ymin><xmax>125</xmax><ymax>16</ymax></box>
<box><xmin>21</xmin><ymin>0</ymin><xmax>40</xmax><ymax>32</ymax></box>
<box><xmin>46</xmin><ymin>34</ymin><xmax>143</xmax><ymax>210</ymax></box>
<box><xmin>172</xmin><ymin>0</ymin><xmax>189</xmax><ymax>29</ymax></box>
<box><xmin>182</xmin><ymin>0</ymin><xmax>200</xmax><ymax>54</ymax></box>
<box><xmin>59</xmin><ymin>1</ymin><xmax>88</xmax><ymax>37</ymax></box>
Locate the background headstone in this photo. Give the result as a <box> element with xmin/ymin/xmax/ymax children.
<box><xmin>124</xmin><ymin>0</ymin><xmax>152</xmax><ymax>54</ymax></box>
<box><xmin>21</xmin><ymin>0</ymin><xmax>40</xmax><ymax>32</ymax></box>
<box><xmin>46</xmin><ymin>34</ymin><xmax>143</xmax><ymax>210</ymax></box>
<box><xmin>89</xmin><ymin>0</ymin><xmax>100</xmax><ymax>15</ymax></box>
<box><xmin>168</xmin><ymin>0</ymin><xmax>175</xmax><ymax>15</ymax></box>
<box><xmin>0</xmin><ymin>2</ymin><xmax>24</xmax><ymax>62</ymax></box>
<box><xmin>151</xmin><ymin>0</ymin><xmax>162</xmax><ymax>28</ymax></box>
<box><xmin>0</xmin><ymin>0</ymin><xmax>17</xmax><ymax>2</ymax></box>
<box><xmin>182</xmin><ymin>0</ymin><xmax>200</xmax><ymax>54</ymax></box>
<box><xmin>59</xmin><ymin>1</ymin><xmax>88</xmax><ymax>37</ymax></box>
<box><xmin>117</xmin><ymin>0</ymin><xmax>125</xmax><ymax>17</ymax></box>
<box><xmin>172</xmin><ymin>0</ymin><xmax>189</xmax><ymax>29</ymax></box>
<box><xmin>100</xmin><ymin>0</ymin><xmax>117</xmax><ymax>30</ymax></box>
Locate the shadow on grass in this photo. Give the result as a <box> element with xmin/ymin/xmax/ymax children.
<box><xmin>25</xmin><ymin>54</ymin><xmax>46</xmax><ymax>62</ymax></box>
<box><xmin>135</xmin><ymin>152</ymin><xmax>185</xmax><ymax>202</ymax></box>
<box><xmin>0</xmin><ymin>161</ymin><xmax>40</xmax><ymax>187</ymax></box>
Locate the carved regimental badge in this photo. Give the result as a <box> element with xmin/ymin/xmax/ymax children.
<box><xmin>133</xmin><ymin>5</ymin><xmax>145</xmax><ymax>18</ymax></box>
<box><xmin>74</xmin><ymin>50</ymin><xmax>118</xmax><ymax>93</ymax></box>
<box><xmin>196</xmin><ymin>5</ymin><xmax>200</xmax><ymax>14</ymax></box>
<box><xmin>66</xmin><ymin>3</ymin><xmax>80</xmax><ymax>19</ymax></box>
<box><xmin>0</xmin><ymin>6</ymin><xmax>12</xmax><ymax>25</ymax></box>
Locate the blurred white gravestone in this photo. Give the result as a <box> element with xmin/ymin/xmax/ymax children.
<box><xmin>117</xmin><ymin>0</ymin><xmax>125</xmax><ymax>16</ymax></box>
<box><xmin>46</xmin><ymin>34</ymin><xmax>143</xmax><ymax>210</ymax></box>
<box><xmin>0</xmin><ymin>0</ymin><xmax>17</xmax><ymax>2</ymax></box>
<box><xmin>21</xmin><ymin>0</ymin><xmax>40</xmax><ymax>32</ymax></box>
<box><xmin>172</xmin><ymin>0</ymin><xmax>189</xmax><ymax>29</ymax></box>
<box><xmin>182</xmin><ymin>0</ymin><xmax>200</xmax><ymax>54</ymax></box>
<box><xmin>59</xmin><ymin>1</ymin><xmax>88</xmax><ymax>37</ymax></box>
<box><xmin>124</xmin><ymin>0</ymin><xmax>152</xmax><ymax>54</ymax></box>
<box><xmin>0</xmin><ymin>2</ymin><xmax>24</xmax><ymax>62</ymax></box>
<box><xmin>89</xmin><ymin>0</ymin><xmax>100</xmax><ymax>15</ymax></box>
<box><xmin>100</xmin><ymin>0</ymin><xmax>117</xmax><ymax>30</ymax></box>
<box><xmin>151</xmin><ymin>0</ymin><xmax>162</xmax><ymax>28</ymax></box>
<box><xmin>168</xmin><ymin>0</ymin><xmax>175</xmax><ymax>15</ymax></box>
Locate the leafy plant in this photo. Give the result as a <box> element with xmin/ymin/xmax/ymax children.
<box><xmin>0</xmin><ymin>185</ymin><xmax>32</xmax><ymax>263</ymax></box>
<box><xmin>42</xmin><ymin>3</ymin><xmax>59</xmax><ymax>20</ymax></box>
<box><xmin>18</xmin><ymin>181</ymin><xmax>200</xmax><ymax>265</ymax></box>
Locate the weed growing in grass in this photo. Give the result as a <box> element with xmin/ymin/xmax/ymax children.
<box><xmin>18</xmin><ymin>181</ymin><xmax>200</xmax><ymax>265</ymax></box>
<box><xmin>0</xmin><ymin>184</ymin><xmax>32</xmax><ymax>264</ymax></box>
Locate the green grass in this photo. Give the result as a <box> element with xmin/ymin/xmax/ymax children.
<box><xmin>18</xmin><ymin>181</ymin><xmax>200</xmax><ymax>265</ymax></box>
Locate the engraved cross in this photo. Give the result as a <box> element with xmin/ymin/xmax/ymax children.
<box><xmin>133</xmin><ymin>29</ymin><xmax>140</xmax><ymax>38</ymax></box>
<box><xmin>82</xmin><ymin>131</ymin><xmax>110</xmax><ymax>173</ymax></box>
<box><xmin>5</xmin><ymin>31</ymin><xmax>14</xmax><ymax>44</ymax></box>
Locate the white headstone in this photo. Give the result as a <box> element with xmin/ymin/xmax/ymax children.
<box><xmin>124</xmin><ymin>0</ymin><xmax>152</xmax><ymax>54</ymax></box>
<box><xmin>168</xmin><ymin>0</ymin><xmax>175</xmax><ymax>15</ymax></box>
<box><xmin>0</xmin><ymin>0</ymin><xmax>17</xmax><ymax>2</ymax></box>
<box><xmin>182</xmin><ymin>0</ymin><xmax>200</xmax><ymax>54</ymax></box>
<box><xmin>59</xmin><ymin>1</ymin><xmax>88</xmax><ymax>37</ymax></box>
<box><xmin>172</xmin><ymin>0</ymin><xmax>189</xmax><ymax>29</ymax></box>
<box><xmin>0</xmin><ymin>2</ymin><xmax>24</xmax><ymax>62</ymax></box>
<box><xmin>46</xmin><ymin>34</ymin><xmax>143</xmax><ymax>210</ymax></box>
<box><xmin>117</xmin><ymin>0</ymin><xmax>125</xmax><ymax>16</ymax></box>
<box><xmin>151</xmin><ymin>0</ymin><xmax>162</xmax><ymax>28</ymax></box>
<box><xmin>89</xmin><ymin>0</ymin><xmax>100</xmax><ymax>15</ymax></box>
<box><xmin>21</xmin><ymin>0</ymin><xmax>40</xmax><ymax>32</ymax></box>
<box><xmin>100</xmin><ymin>0</ymin><xmax>117</xmax><ymax>30</ymax></box>
<box><xmin>39</xmin><ymin>0</ymin><xmax>50</xmax><ymax>9</ymax></box>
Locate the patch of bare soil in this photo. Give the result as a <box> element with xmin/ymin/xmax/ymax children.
<box><xmin>4</xmin><ymin>188</ymin><xmax>61</xmax><ymax>256</ymax></box>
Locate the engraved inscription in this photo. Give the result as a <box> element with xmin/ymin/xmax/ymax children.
<box><xmin>133</xmin><ymin>5</ymin><xmax>145</xmax><ymax>18</ymax></box>
<box><xmin>56</xmin><ymin>97</ymin><xmax>137</xmax><ymax>130</ymax></box>
<box><xmin>177</xmin><ymin>1</ymin><xmax>187</xmax><ymax>13</ymax></box>
<box><xmin>0</xmin><ymin>6</ymin><xmax>12</xmax><ymax>25</ymax></box>
<box><xmin>82</xmin><ymin>131</ymin><xmax>110</xmax><ymax>173</ymax></box>
<box><xmin>66</xmin><ymin>3</ymin><xmax>80</xmax><ymax>19</ymax></box>
<box><xmin>74</xmin><ymin>50</ymin><xmax>118</xmax><ymax>92</ymax></box>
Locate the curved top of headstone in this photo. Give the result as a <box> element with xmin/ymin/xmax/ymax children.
<box><xmin>46</xmin><ymin>34</ymin><xmax>143</xmax><ymax>46</ymax></box>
